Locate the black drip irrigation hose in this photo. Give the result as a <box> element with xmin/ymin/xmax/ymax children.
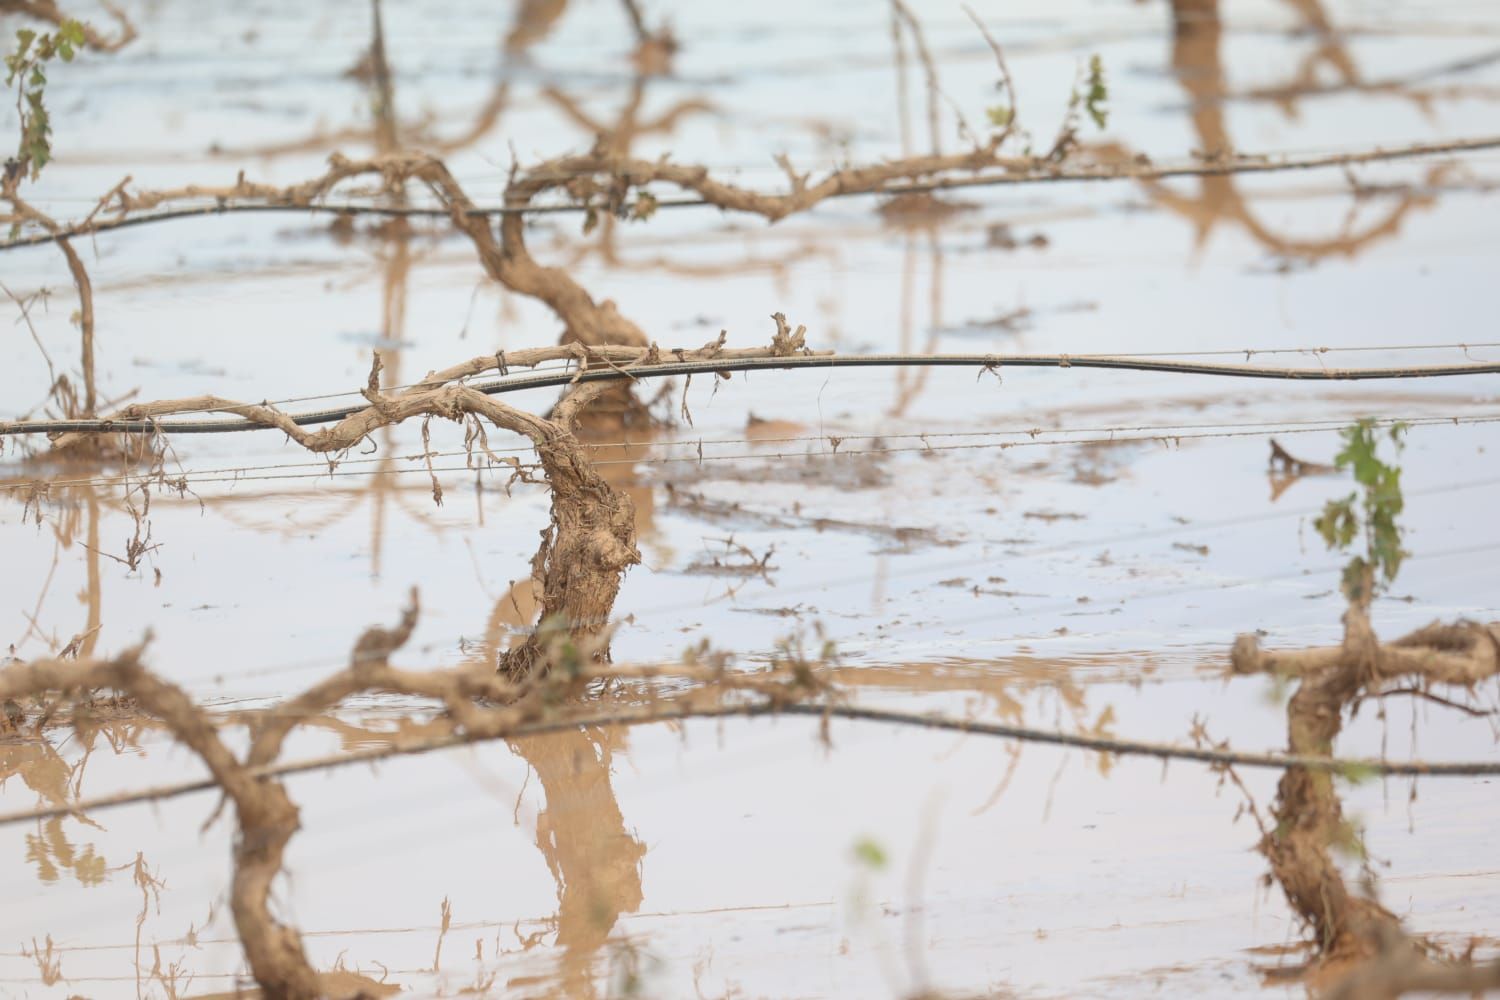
<box><xmin>3</xmin><ymin>352</ymin><xmax>1499</xmax><ymax>437</ymax></box>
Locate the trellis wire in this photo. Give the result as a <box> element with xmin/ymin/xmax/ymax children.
<box><xmin>7</xmin><ymin>409</ymin><xmax>1496</xmax><ymax>494</ymax></box>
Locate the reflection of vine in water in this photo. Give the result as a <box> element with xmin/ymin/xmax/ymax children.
<box><xmin>214</xmin><ymin>0</ymin><xmax>547</xmax><ymax>161</ymax></box>
<box><xmin>1105</xmin><ymin>0</ymin><xmax>1459</xmax><ymax>262</ymax></box>
<box><xmin>1159</xmin><ymin>0</ymin><xmax>1392</xmax><ymax>115</ymax></box>
<box><xmin>1215</xmin><ymin>0</ymin><xmax>1500</xmax><ymax>114</ymax></box>
<box><xmin>354</xmin><ymin>0</ymin><xmax>430</xmax><ymax>579</ymax></box>
<box><xmin>216</xmin><ymin>0</ymin><xmax>679</xmax><ymax>166</ymax></box>
<box><xmin>310</xmin><ymin>597</ymin><xmax>1109</xmax><ymax>997</ymax></box>
<box><xmin>882</xmin><ymin>0</ymin><xmax>954</xmax><ymax>422</ymax></box>
<box><xmin>523</xmin><ymin>726</ymin><xmax>646</xmax><ymax>999</ymax></box>
<box><xmin>458</xmin><ymin>491</ymin><xmax>648</xmax><ymax>996</ymax></box>
<box><xmin>4</xmin><ymin>704</ymin><xmax>171</xmax><ymax>996</ymax></box>
<box><xmin>8</xmin><ymin>709</ymin><xmax>153</xmax><ymax>890</ymax></box>
<box><xmin>3</xmin><ymin>482</ymin><xmax>133</xmax><ymax>888</ymax></box>
<box><xmin>3</xmin><ymin>478</ymin><xmax>177</xmax><ymax>991</ymax></box>
<box><xmin>304</xmin><ymin>708</ymin><xmax>647</xmax><ymax>998</ymax></box>
<box><xmin>883</xmin><ymin>222</ymin><xmax>949</xmax><ymax>421</ymax></box>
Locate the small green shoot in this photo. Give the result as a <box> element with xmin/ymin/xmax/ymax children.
<box><xmin>1336</xmin><ymin>761</ymin><xmax>1379</xmax><ymax>786</ymax></box>
<box><xmin>1330</xmin><ymin>817</ymin><xmax>1369</xmax><ymax>861</ymax></box>
<box><xmin>1084</xmin><ymin>54</ymin><xmax>1108</xmax><ymax>130</ymax></box>
<box><xmin>534</xmin><ymin>614</ymin><xmax>585</xmax><ymax>681</ymax></box>
<box><xmin>985</xmin><ymin>104</ymin><xmax>1013</xmax><ymax>129</ymax></box>
<box><xmin>5</xmin><ymin>19</ymin><xmax>86</xmax><ymax>182</ymax></box>
<box><xmin>1312</xmin><ymin>420</ymin><xmax>1408</xmax><ymax>604</ymax></box>
<box><xmin>1047</xmin><ymin>54</ymin><xmax>1110</xmax><ymax>162</ymax></box>
<box><xmin>851</xmin><ymin>837</ymin><xmax>888</xmax><ymax>871</ymax></box>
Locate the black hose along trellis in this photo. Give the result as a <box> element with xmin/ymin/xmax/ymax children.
<box><xmin>4</xmin><ymin>352</ymin><xmax>1498</xmax><ymax>437</ymax></box>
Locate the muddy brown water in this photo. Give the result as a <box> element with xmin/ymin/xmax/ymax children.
<box><xmin>3</xmin><ymin>0</ymin><xmax>1500</xmax><ymax>996</ymax></box>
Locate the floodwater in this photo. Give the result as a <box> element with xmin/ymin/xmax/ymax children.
<box><xmin>2</xmin><ymin>0</ymin><xmax>1499</xmax><ymax>996</ymax></box>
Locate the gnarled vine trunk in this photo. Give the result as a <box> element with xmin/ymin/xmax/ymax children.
<box><xmin>501</xmin><ymin>397</ymin><xmax>641</xmax><ymax>681</ymax></box>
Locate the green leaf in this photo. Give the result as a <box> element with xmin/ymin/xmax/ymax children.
<box><xmin>851</xmin><ymin>837</ymin><xmax>887</xmax><ymax>871</ymax></box>
<box><xmin>1313</xmin><ymin>494</ymin><xmax>1357</xmax><ymax>550</ymax></box>
<box><xmin>1331</xmin><ymin>818</ymin><xmax>1368</xmax><ymax>860</ymax></box>
<box><xmin>6</xmin><ymin>21</ymin><xmax>89</xmax><ymax>182</ymax></box>
<box><xmin>986</xmin><ymin>105</ymin><xmax>1013</xmax><ymax>128</ymax></box>
<box><xmin>1320</xmin><ymin>419</ymin><xmax>1407</xmax><ymax>598</ymax></box>
<box><xmin>1085</xmin><ymin>54</ymin><xmax>1108</xmax><ymax>130</ymax></box>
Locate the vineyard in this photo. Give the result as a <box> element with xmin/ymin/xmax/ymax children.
<box><xmin>2</xmin><ymin>0</ymin><xmax>1499</xmax><ymax>997</ymax></box>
